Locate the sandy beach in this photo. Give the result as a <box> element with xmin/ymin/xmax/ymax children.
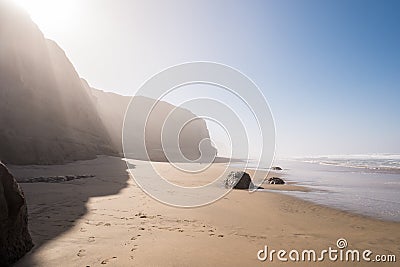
<box><xmin>7</xmin><ymin>156</ymin><xmax>399</xmax><ymax>266</ymax></box>
<box><xmin>1</xmin><ymin>1</ymin><xmax>399</xmax><ymax>266</ymax></box>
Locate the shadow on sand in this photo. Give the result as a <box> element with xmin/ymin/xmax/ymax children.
<box><xmin>8</xmin><ymin>156</ymin><xmax>132</xmax><ymax>266</ymax></box>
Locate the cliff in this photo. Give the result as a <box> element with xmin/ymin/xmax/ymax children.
<box><xmin>91</xmin><ymin>88</ymin><xmax>217</xmax><ymax>162</ymax></box>
<box><xmin>0</xmin><ymin>1</ymin><xmax>115</xmax><ymax>164</ymax></box>
<box><xmin>0</xmin><ymin>0</ymin><xmax>216</xmax><ymax>164</ymax></box>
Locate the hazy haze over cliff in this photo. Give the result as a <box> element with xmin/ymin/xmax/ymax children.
<box><xmin>0</xmin><ymin>0</ymin><xmax>216</xmax><ymax>164</ymax></box>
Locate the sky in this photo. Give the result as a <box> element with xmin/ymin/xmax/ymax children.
<box><xmin>13</xmin><ymin>0</ymin><xmax>400</xmax><ymax>158</ymax></box>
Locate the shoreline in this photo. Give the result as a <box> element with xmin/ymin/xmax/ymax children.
<box><xmin>10</xmin><ymin>156</ymin><xmax>398</xmax><ymax>222</ymax></box>
<box><xmin>10</xmin><ymin>156</ymin><xmax>400</xmax><ymax>266</ymax></box>
<box><xmin>10</xmin><ymin>156</ymin><xmax>399</xmax><ymax>222</ymax></box>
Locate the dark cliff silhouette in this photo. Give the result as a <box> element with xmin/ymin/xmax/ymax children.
<box><xmin>0</xmin><ymin>163</ymin><xmax>33</xmax><ymax>266</ymax></box>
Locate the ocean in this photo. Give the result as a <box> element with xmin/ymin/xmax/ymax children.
<box><xmin>232</xmin><ymin>154</ymin><xmax>400</xmax><ymax>222</ymax></box>
<box><xmin>272</xmin><ymin>154</ymin><xmax>400</xmax><ymax>222</ymax></box>
<box><xmin>292</xmin><ymin>154</ymin><xmax>400</xmax><ymax>172</ymax></box>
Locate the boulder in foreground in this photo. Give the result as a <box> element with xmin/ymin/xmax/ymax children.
<box><xmin>224</xmin><ymin>171</ymin><xmax>263</xmax><ymax>190</ymax></box>
<box><xmin>0</xmin><ymin>163</ymin><xmax>33</xmax><ymax>266</ymax></box>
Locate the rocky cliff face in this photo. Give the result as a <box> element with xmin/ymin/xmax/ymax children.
<box><xmin>0</xmin><ymin>0</ymin><xmax>215</xmax><ymax>164</ymax></box>
<box><xmin>0</xmin><ymin>1</ymin><xmax>116</xmax><ymax>164</ymax></box>
<box><xmin>0</xmin><ymin>163</ymin><xmax>33</xmax><ymax>266</ymax></box>
<box><xmin>92</xmin><ymin>89</ymin><xmax>217</xmax><ymax>162</ymax></box>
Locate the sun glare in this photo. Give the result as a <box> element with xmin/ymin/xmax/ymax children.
<box><xmin>13</xmin><ymin>0</ymin><xmax>79</xmax><ymax>36</ymax></box>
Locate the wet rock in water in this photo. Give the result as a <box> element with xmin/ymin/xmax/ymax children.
<box><xmin>224</xmin><ymin>171</ymin><xmax>263</xmax><ymax>190</ymax></box>
<box><xmin>268</xmin><ymin>177</ymin><xmax>285</xmax><ymax>184</ymax></box>
<box><xmin>271</xmin><ymin>166</ymin><xmax>283</xmax><ymax>171</ymax></box>
<box><xmin>0</xmin><ymin>163</ymin><xmax>34</xmax><ymax>266</ymax></box>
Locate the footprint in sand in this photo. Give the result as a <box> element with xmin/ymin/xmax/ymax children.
<box><xmin>88</xmin><ymin>236</ymin><xmax>95</xmax><ymax>242</ymax></box>
<box><xmin>77</xmin><ymin>249</ymin><xmax>86</xmax><ymax>257</ymax></box>
<box><xmin>101</xmin><ymin>256</ymin><xmax>117</xmax><ymax>264</ymax></box>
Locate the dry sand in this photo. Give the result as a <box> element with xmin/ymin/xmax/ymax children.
<box><xmin>9</xmin><ymin>156</ymin><xmax>400</xmax><ymax>266</ymax></box>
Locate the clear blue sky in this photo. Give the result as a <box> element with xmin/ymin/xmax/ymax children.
<box><xmin>17</xmin><ymin>0</ymin><xmax>400</xmax><ymax>157</ymax></box>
